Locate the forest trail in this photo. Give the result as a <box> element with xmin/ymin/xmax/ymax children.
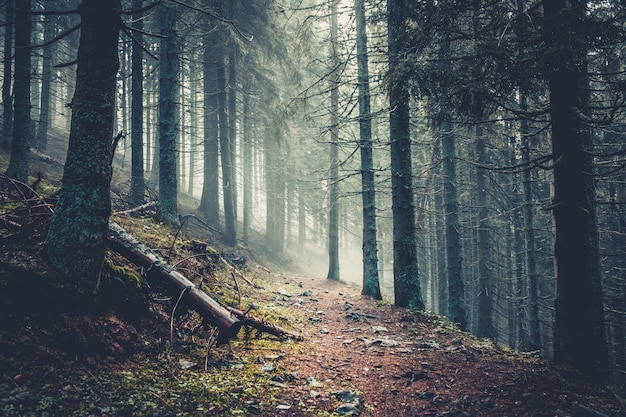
<box><xmin>265</xmin><ymin>274</ymin><xmax>623</xmax><ymax>417</ymax></box>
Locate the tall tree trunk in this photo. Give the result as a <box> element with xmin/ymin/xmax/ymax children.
<box><xmin>218</xmin><ymin>40</ymin><xmax>236</xmax><ymax>246</ymax></box>
<box><xmin>119</xmin><ymin>40</ymin><xmax>130</xmax><ymax>169</ymax></box>
<box><xmin>242</xmin><ymin>79</ymin><xmax>252</xmax><ymax>244</ymax></box>
<box><xmin>439</xmin><ymin>39</ymin><xmax>466</xmax><ymax>328</ymax></box>
<box><xmin>506</xmin><ymin>121</ymin><xmax>523</xmax><ymax>349</ymax></box>
<box><xmin>544</xmin><ymin>0</ymin><xmax>609</xmax><ymax>382</ymax></box>
<box><xmin>177</xmin><ymin>60</ymin><xmax>185</xmax><ymax>191</ymax></box>
<box><xmin>1</xmin><ymin>0</ymin><xmax>14</xmax><ymax>148</ymax></box>
<box><xmin>475</xmin><ymin>125</ymin><xmax>493</xmax><ymax>339</ymax></box>
<box><xmin>6</xmin><ymin>0</ymin><xmax>31</xmax><ymax>182</ymax></box>
<box><xmin>298</xmin><ymin>180</ymin><xmax>306</xmax><ymax>253</ymax></box>
<box><xmin>387</xmin><ymin>0</ymin><xmax>424</xmax><ymax>309</ymax></box>
<box><xmin>355</xmin><ymin>0</ymin><xmax>381</xmax><ymax>299</ymax></box>
<box><xmin>188</xmin><ymin>61</ymin><xmax>199</xmax><ymax>197</ymax></box>
<box><xmin>265</xmin><ymin>126</ymin><xmax>285</xmax><ymax>253</ymax></box>
<box><xmin>157</xmin><ymin>1</ymin><xmax>179</xmax><ymax>223</ymax></box>
<box><xmin>198</xmin><ymin>17</ymin><xmax>220</xmax><ymax>226</ymax></box>
<box><xmin>327</xmin><ymin>0</ymin><xmax>340</xmax><ymax>281</ymax></box>
<box><xmin>228</xmin><ymin>48</ymin><xmax>238</xmax><ymax>228</ymax></box>
<box><xmin>227</xmin><ymin>0</ymin><xmax>239</xmax><ymax>228</ymax></box>
<box><xmin>433</xmin><ymin>134</ymin><xmax>447</xmax><ymax>315</ymax></box>
<box><xmin>35</xmin><ymin>12</ymin><xmax>55</xmax><ymax>151</ymax></box>
<box><xmin>519</xmin><ymin>96</ymin><xmax>541</xmax><ymax>351</ymax></box>
<box><xmin>514</xmin><ymin>0</ymin><xmax>541</xmax><ymax>353</ymax></box>
<box><xmin>606</xmin><ymin>180</ymin><xmax>626</xmax><ymax>390</ymax></box>
<box><xmin>129</xmin><ymin>0</ymin><xmax>145</xmax><ymax>207</ymax></box>
<box><xmin>46</xmin><ymin>0</ymin><xmax>122</xmax><ymax>286</ymax></box>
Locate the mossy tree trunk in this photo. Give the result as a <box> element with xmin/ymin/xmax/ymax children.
<box><xmin>46</xmin><ymin>0</ymin><xmax>122</xmax><ymax>288</ymax></box>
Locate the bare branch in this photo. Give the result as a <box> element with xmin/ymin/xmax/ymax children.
<box><xmin>169</xmin><ymin>0</ymin><xmax>253</xmax><ymax>42</ymax></box>
<box><xmin>28</xmin><ymin>23</ymin><xmax>80</xmax><ymax>49</ymax></box>
<box><xmin>122</xmin><ymin>27</ymin><xmax>159</xmax><ymax>61</ymax></box>
<box><xmin>54</xmin><ymin>59</ymin><xmax>78</xmax><ymax>68</ymax></box>
<box><xmin>120</xmin><ymin>1</ymin><xmax>160</xmax><ymax>16</ymax></box>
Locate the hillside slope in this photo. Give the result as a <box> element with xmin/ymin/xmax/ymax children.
<box><xmin>0</xmin><ymin>148</ymin><xmax>624</xmax><ymax>416</ymax></box>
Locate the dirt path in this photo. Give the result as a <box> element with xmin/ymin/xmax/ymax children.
<box><xmin>265</xmin><ymin>275</ymin><xmax>620</xmax><ymax>417</ymax></box>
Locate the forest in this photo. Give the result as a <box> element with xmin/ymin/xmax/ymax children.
<box><xmin>1</xmin><ymin>0</ymin><xmax>625</xmax><ymax>416</ymax></box>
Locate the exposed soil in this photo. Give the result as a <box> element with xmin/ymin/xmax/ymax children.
<box><xmin>266</xmin><ymin>276</ymin><xmax>624</xmax><ymax>417</ymax></box>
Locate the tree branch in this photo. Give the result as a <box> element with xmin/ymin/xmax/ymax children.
<box><xmin>169</xmin><ymin>0</ymin><xmax>253</xmax><ymax>42</ymax></box>
<box><xmin>29</xmin><ymin>23</ymin><xmax>80</xmax><ymax>49</ymax></box>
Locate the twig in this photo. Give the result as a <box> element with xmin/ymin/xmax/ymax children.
<box><xmin>256</xmin><ymin>264</ymin><xmax>271</xmax><ymax>274</ymax></box>
<box><xmin>112</xmin><ymin>201</ymin><xmax>157</xmax><ymax>217</ymax></box>
<box><xmin>204</xmin><ymin>326</ymin><xmax>219</xmax><ymax>371</ymax></box>
<box><xmin>170</xmin><ymin>286</ymin><xmax>192</xmax><ymax>350</ymax></box>
<box><xmin>231</xmin><ymin>272</ymin><xmax>242</xmax><ymax>310</ymax></box>
<box><xmin>180</xmin><ymin>214</ymin><xmax>221</xmax><ymax>234</ymax></box>
<box><xmin>576</xmin><ymin>404</ymin><xmax>609</xmax><ymax>417</ymax></box>
<box><xmin>220</xmin><ymin>257</ymin><xmax>256</xmax><ymax>287</ymax></box>
<box><xmin>171</xmin><ymin>252</ymin><xmax>213</xmax><ymax>268</ymax></box>
<box><xmin>167</xmin><ymin>215</ymin><xmax>190</xmax><ymax>262</ymax></box>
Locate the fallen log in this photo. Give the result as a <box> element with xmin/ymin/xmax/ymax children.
<box><xmin>107</xmin><ymin>222</ymin><xmax>241</xmax><ymax>344</ymax></box>
<box><xmin>225</xmin><ymin>305</ymin><xmax>303</xmax><ymax>341</ymax></box>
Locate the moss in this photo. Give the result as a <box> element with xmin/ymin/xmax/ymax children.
<box><xmin>104</xmin><ymin>257</ymin><xmax>142</xmax><ymax>289</ymax></box>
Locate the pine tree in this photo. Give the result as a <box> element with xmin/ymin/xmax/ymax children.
<box><xmin>46</xmin><ymin>0</ymin><xmax>122</xmax><ymax>285</ymax></box>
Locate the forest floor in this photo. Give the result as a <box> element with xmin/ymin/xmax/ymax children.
<box><xmin>0</xmin><ymin>149</ymin><xmax>625</xmax><ymax>417</ymax></box>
